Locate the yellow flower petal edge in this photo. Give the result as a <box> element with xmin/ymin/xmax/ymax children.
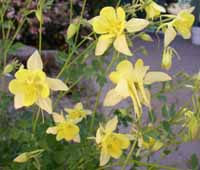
<box><xmin>8</xmin><ymin>50</ymin><xmax>69</xmax><ymax>113</ymax></box>
<box><xmin>91</xmin><ymin>6</ymin><xmax>149</xmax><ymax>56</ymax></box>
<box><xmin>104</xmin><ymin>59</ymin><xmax>171</xmax><ymax>117</ymax></box>
<box><xmin>95</xmin><ymin>116</ymin><xmax>130</xmax><ymax>166</ymax></box>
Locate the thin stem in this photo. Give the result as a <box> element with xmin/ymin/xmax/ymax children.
<box><xmin>38</xmin><ymin>0</ymin><xmax>44</xmax><ymax>54</ymax></box>
<box><xmin>132</xmin><ymin>160</ymin><xmax>178</xmax><ymax>170</ymax></box>
<box><xmin>74</xmin><ymin>0</ymin><xmax>87</xmax><ymax>45</ymax></box>
<box><xmin>32</xmin><ymin>108</ymin><xmax>41</xmax><ymax>134</ymax></box>
<box><xmin>116</xmin><ymin>0</ymin><xmax>121</xmax><ymax>7</ymax></box>
<box><xmin>121</xmin><ymin>139</ymin><xmax>137</xmax><ymax>170</ymax></box>
<box><xmin>69</xmin><ymin>0</ymin><xmax>73</xmax><ymax>23</ymax></box>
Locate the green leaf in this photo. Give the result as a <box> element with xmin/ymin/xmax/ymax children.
<box><xmin>148</xmin><ymin>110</ymin><xmax>156</xmax><ymax>123</ymax></box>
<box><xmin>189</xmin><ymin>154</ymin><xmax>199</xmax><ymax>170</ymax></box>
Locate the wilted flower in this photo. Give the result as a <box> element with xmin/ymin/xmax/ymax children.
<box><xmin>104</xmin><ymin>59</ymin><xmax>171</xmax><ymax>117</ymax></box>
<box><xmin>145</xmin><ymin>1</ymin><xmax>166</xmax><ymax>19</ymax></box>
<box><xmin>90</xmin><ymin>6</ymin><xmax>149</xmax><ymax>56</ymax></box>
<box><xmin>95</xmin><ymin>116</ymin><xmax>130</xmax><ymax>166</ymax></box>
<box><xmin>64</xmin><ymin>102</ymin><xmax>92</xmax><ymax>121</ymax></box>
<box><xmin>9</xmin><ymin>50</ymin><xmax>69</xmax><ymax>113</ymax></box>
<box><xmin>46</xmin><ymin>112</ymin><xmax>81</xmax><ymax>142</ymax></box>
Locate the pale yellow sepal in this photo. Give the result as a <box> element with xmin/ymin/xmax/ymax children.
<box><xmin>95</xmin><ymin>35</ymin><xmax>113</xmax><ymax>56</ymax></box>
<box><xmin>126</xmin><ymin>18</ymin><xmax>149</xmax><ymax>33</ymax></box>
<box><xmin>100</xmin><ymin>150</ymin><xmax>110</xmax><ymax>166</ymax></box>
<box><xmin>46</xmin><ymin>77</ymin><xmax>69</xmax><ymax>91</ymax></box>
<box><xmin>36</xmin><ymin>97</ymin><xmax>52</xmax><ymax>114</ymax></box>
<box><xmin>164</xmin><ymin>25</ymin><xmax>177</xmax><ymax>47</ymax></box>
<box><xmin>114</xmin><ymin>34</ymin><xmax>132</xmax><ymax>56</ymax></box>
<box><xmin>105</xmin><ymin>116</ymin><xmax>118</xmax><ymax>133</ymax></box>
<box><xmin>144</xmin><ymin>71</ymin><xmax>172</xmax><ymax>85</ymax></box>
<box><xmin>27</xmin><ymin>50</ymin><xmax>43</xmax><ymax>70</ymax></box>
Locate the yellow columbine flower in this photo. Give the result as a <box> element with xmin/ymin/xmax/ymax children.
<box><xmin>64</xmin><ymin>102</ymin><xmax>92</xmax><ymax>121</ymax></box>
<box><xmin>145</xmin><ymin>1</ymin><xmax>166</xmax><ymax>19</ymax></box>
<box><xmin>46</xmin><ymin>112</ymin><xmax>80</xmax><ymax>142</ymax></box>
<box><xmin>8</xmin><ymin>50</ymin><xmax>69</xmax><ymax>113</ymax></box>
<box><xmin>164</xmin><ymin>10</ymin><xmax>194</xmax><ymax>48</ymax></box>
<box><xmin>91</xmin><ymin>6</ymin><xmax>149</xmax><ymax>56</ymax></box>
<box><xmin>104</xmin><ymin>59</ymin><xmax>171</xmax><ymax>117</ymax></box>
<box><xmin>172</xmin><ymin>10</ymin><xmax>194</xmax><ymax>39</ymax></box>
<box><xmin>95</xmin><ymin>116</ymin><xmax>130</xmax><ymax>166</ymax></box>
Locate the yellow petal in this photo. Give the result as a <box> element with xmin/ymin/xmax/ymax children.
<box><xmin>126</xmin><ymin>18</ymin><xmax>149</xmax><ymax>33</ymax></box>
<box><xmin>74</xmin><ymin>102</ymin><xmax>83</xmax><ymax>109</ymax></box>
<box><xmin>73</xmin><ymin>134</ymin><xmax>81</xmax><ymax>143</ymax></box>
<box><xmin>40</xmin><ymin>83</ymin><xmax>50</xmax><ymax>98</ymax></box>
<box><xmin>116</xmin><ymin>60</ymin><xmax>133</xmax><ymax>73</ymax></box>
<box><xmin>92</xmin><ymin>16</ymin><xmax>110</xmax><ymax>34</ymax></box>
<box><xmin>36</xmin><ymin>97</ymin><xmax>52</xmax><ymax>114</ymax></box>
<box><xmin>95</xmin><ymin>35</ymin><xmax>113</xmax><ymax>56</ymax></box>
<box><xmin>46</xmin><ymin>77</ymin><xmax>69</xmax><ymax>91</ymax></box>
<box><xmin>164</xmin><ymin>25</ymin><xmax>177</xmax><ymax>47</ymax></box>
<box><xmin>153</xmin><ymin>2</ymin><xmax>166</xmax><ymax>13</ymax></box>
<box><xmin>46</xmin><ymin>126</ymin><xmax>57</xmax><ymax>134</ymax></box>
<box><xmin>27</xmin><ymin>50</ymin><xmax>43</xmax><ymax>70</ymax></box>
<box><xmin>100</xmin><ymin>7</ymin><xmax>116</xmax><ymax>22</ymax></box>
<box><xmin>14</xmin><ymin>95</ymin><xmax>24</xmax><ymax>109</ymax></box>
<box><xmin>100</xmin><ymin>150</ymin><xmax>110</xmax><ymax>166</ymax></box>
<box><xmin>114</xmin><ymin>34</ymin><xmax>132</xmax><ymax>56</ymax></box>
<box><xmin>9</xmin><ymin>79</ymin><xmax>25</xmax><ymax>94</ymax></box>
<box><xmin>134</xmin><ymin>59</ymin><xmax>149</xmax><ymax>79</ymax></box>
<box><xmin>109</xmin><ymin>71</ymin><xmax>120</xmax><ymax>84</ymax></box>
<box><xmin>103</xmin><ymin>79</ymin><xmax>129</xmax><ymax>106</ymax></box>
<box><xmin>96</xmin><ymin>127</ymin><xmax>103</xmax><ymax>144</ymax></box>
<box><xmin>85</xmin><ymin>109</ymin><xmax>92</xmax><ymax>115</ymax></box>
<box><xmin>23</xmin><ymin>87</ymin><xmax>37</xmax><ymax>106</ymax></box>
<box><xmin>105</xmin><ymin>116</ymin><xmax>118</xmax><ymax>133</ymax></box>
<box><xmin>144</xmin><ymin>71</ymin><xmax>171</xmax><ymax>85</ymax></box>
<box><xmin>115</xmin><ymin>134</ymin><xmax>130</xmax><ymax>149</ymax></box>
<box><xmin>116</xmin><ymin>7</ymin><xmax>125</xmax><ymax>22</ymax></box>
<box><xmin>52</xmin><ymin>112</ymin><xmax>65</xmax><ymax>123</ymax></box>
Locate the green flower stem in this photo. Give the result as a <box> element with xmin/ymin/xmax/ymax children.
<box><xmin>38</xmin><ymin>13</ymin><xmax>43</xmax><ymax>54</ymax></box>
<box><xmin>32</xmin><ymin>108</ymin><xmax>41</xmax><ymax>134</ymax></box>
<box><xmin>121</xmin><ymin>139</ymin><xmax>137</xmax><ymax>170</ymax></box>
<box><xmin>69</xmin><ymin>0</ymin><xmax>73</xmax><ymax>23</ymax></box>
<box><xmin>132</xmin><ymin>160</ymin><xmax>178</xmax><ymax>170</ymax></box>
<box><xmin>89</xmin><ymin>52</ymin><xmax>120</xmax><ymax>133</ymax></box>
<box><xmin>74</xmin><ymin>0</ymin><xmax>87</xmax><ymax>45</ymax></box>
